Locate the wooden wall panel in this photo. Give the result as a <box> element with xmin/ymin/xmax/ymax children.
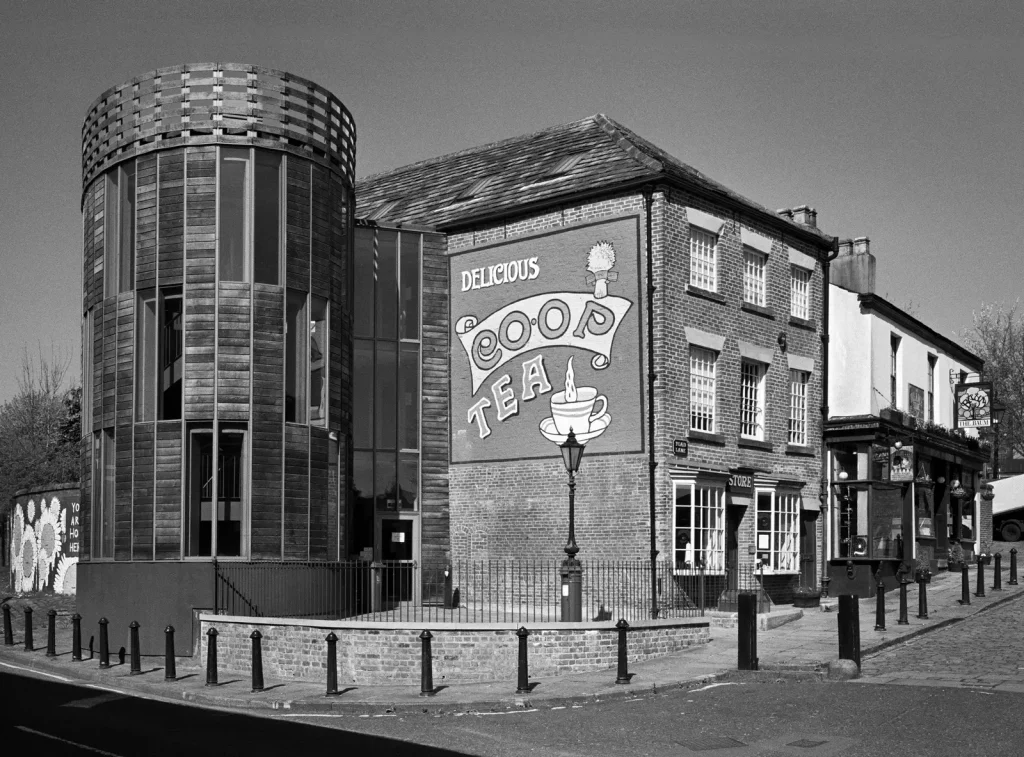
<box><xmin>309</xmin><ymin>428</ymin><xmax>329</xmax><ymax>559</ymax></box>
<box><xmin>83</xmin><ymin>181</ymin><xmax>97</xmax><ymax>312</ymax></box>
<box><xmin>420</xmin><ymin>232</ymin><xmax>451</xmax><ymax>564</ymax></box>
<box><xmin>85</xmin><ymin>180</ymin><xmax>105</xmax><ymax>311</ymax></box>
<box><xmin>184</xmin><ymin>146</ymin><xmax>216</xmax><ymax>420</ymax></box>
<box><xmin>136</xmin><ymin>154</ymin><xmax>158</xmax><ymax>290</ymax></box>
<box><xmin>91</xmin><ymin>305</ymin><xmax>103</xmax><ymax>438</ymax></box>
<box><xmin>310</xmin><ymin>164</ymin><xmax>331</xmax><ymax>301</ymax></box>
<box><xmin>101</xmin><ymin>300</ymin><xmax>117</xmax><ymax>428</ymax></box>
<box><xmin>114</xmin><ymin>293</ymin><xmax>134</xmax><ymax>560</ymax></box>
<box><xmin>283</xmin><ymin>425</ymin><xmax>309</xmax><ymax>559</ymax></box>
<box><xmin>286</xmin><ymin>158</ymin><xmax>311</xmax><ymax>291</ymax></box>
<box><xmin>80</xmin><ymin>438</ymin><xmax>92</xmax><ymax>561</ymax></box>
<box><xmin>217</xmin><ymin>282</ymin><xmax>251</xmax><ymax>421</ymax></box>
<box><xmin>250</xmin><ymin>286</ymin><xmax>284</xmax><ymax>559</ymax></box>
<box><xmin>158</xmin><ymin>149</ymin><xmax>185</xmax><ymax>286</ymax></box>
<box><xmin>132</xmin><ymin>424</ymin><xmax>155</xmax><ymax>560</ymax></box>
<box><xmin>154</xmin><ymin>422</ymin><xmax>182</xmax><ymax>559</ymax></box>
<box><xmin>328</xmin><ymin>172</ymin><xmax>350</xmax><ymax>431</ymax></box>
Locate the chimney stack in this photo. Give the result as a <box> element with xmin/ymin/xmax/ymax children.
<box><xmin>776</xmin><ymin>207</ymin><xmax>794</xmax><ymax>220</ymax></box>
<box><xmin>830</xmin><ymin>235</ymin><xmax>876</xmax><ymax>294</ymax></box>
<box><xmin>791</xmin><ymin>205</ymin><xmax>817</xmax><ymax>228</ymax></box>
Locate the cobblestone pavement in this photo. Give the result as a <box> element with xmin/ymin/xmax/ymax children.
<box><xmin>856</xmin><ymin>590</ymin><xmax>1024</xmax><ymax>692</ymax></box>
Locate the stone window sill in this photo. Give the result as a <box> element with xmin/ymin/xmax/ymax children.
<box><xmin>741</xmin><ymin>302</ymin><xmax>775</xmax><ymax>319</ymax></box>
<box><xmin>738</xmin><ymin>437</ymin><xmax>774</xmax><ymax>451</ymax></box>
<box><xmin>789</xmin><ymin>316</ymin><xmax>816</xmax><ymax>331</ymax></box>
<box><xmin>688</xmin><ymin>429</ymin><xmax>726</xmax><ymax>446</ymax></box>
<box><xmin>686</xmin><ymin>285</ymin><xmax>727</xmax><ymax>305</ymax></box>
<box><xmin>786</xmin><ymin>444</ymin><xmax>816</xmax><ymax>457</ymax></box>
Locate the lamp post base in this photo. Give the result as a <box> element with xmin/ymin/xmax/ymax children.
<box><xmin>560</xmin><ymin>559</ymin><xmax>583</xmax><ymax>622</ymax></box>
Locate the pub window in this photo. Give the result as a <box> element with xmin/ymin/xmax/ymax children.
<box><xmin>690</xmin><ymin>347</ymin><xmax>717</xmax><ymax>432</ymax></box>
<box><xmin>756</xmin><ymin>490</ymin><xmax>800</xmax><ymax>572</ymax></box>
<box><xmin>788</xmin><ymin>369</ymin><xmax>809</xmax><ymax>446</ymax></box>
<box><xmin>742</xmin><ymin>248</ymin><xmax>767</xmax><ymax>306</ymax></box>
<box><xmin>91</xmin><ymin>429</ymin><xmax>115</xmax><ymax>559</ymax></box>
<box><xmin>185</xmin><ymin>426</ymin><xmax>246</xmax><ymax>558</ymax></box>
<box><xmin>689</xmin><ymin>227</ymin><xmax>718</xmax><ymax>292</ymax></box>
<box><xmin>890</xmin><ymin>334</ymin><xmax>901</xmax><ymax>407</ymax></box>
<box><xmin>673</xmin><ymin>482</ymin><xmax>725</xmax><ymax>573</ymax></box>
<box><xmin>740</xmin><ymin>360</ymin><xmax>766</xmax><ymax>439</ymax></box>
<box><xmin>104</xmin><ymin>161</ymin><xmax>136</xmax><ymax>296</ymax></box>
<box><xmin>790</xmin><ymin>266</ymin><xmax>810</xmax><ymax>320</ymax></box>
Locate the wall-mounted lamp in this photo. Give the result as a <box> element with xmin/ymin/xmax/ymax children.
<box><xmin>937</xmin><ymin>476</ymin><xmax>946</xmax><ymax>484</ymax></box>
<box><xmin>777</xmin><ymin>332</ymin><xmax>788</xmax><ymax>353</ymax></box>
<box><xmin>952</xmin><ymin>479</ymin><xmax>961</xmax><ymax>489</ymax></box>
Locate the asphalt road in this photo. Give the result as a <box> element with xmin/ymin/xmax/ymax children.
<box><xmin>0</xmin><ymin>671</ymin><xmax>471</xmax><ymax>756</ymax></box>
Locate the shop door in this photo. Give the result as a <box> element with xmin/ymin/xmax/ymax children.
<box><xmin>726</xmin><ymin>507</ymin><xmax>743</xmax><ymax>591</ymax></box>
<box><xmin>374</xmin><ymin>515</ymin><xmax>418</xmax><ymax>605</ymax></box>
<box><xmin>799</xmin><ymin>511</ymin><xmax>818</xmax><ymax>587</ymax></box>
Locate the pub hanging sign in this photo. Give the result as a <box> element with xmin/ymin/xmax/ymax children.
<box><xmin>954</xmin><ymin>381</ymin><xmax>993</xmax><ymax>429</ymax></box>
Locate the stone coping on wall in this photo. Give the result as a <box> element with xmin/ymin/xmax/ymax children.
<box><xmin>198</xmin><ymin>612</ymin><xmax>709</xmax><ymax>632</ymax></box>
<box><xmin>198</xmin><ymin>614</ymin><xmax>711</xmax><ymax>685</ymax></box>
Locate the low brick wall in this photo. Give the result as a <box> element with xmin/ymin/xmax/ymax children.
<box><xmin>198</xmin><ymin>615</ymin><xmax>709</xmax><ymax>685</ymax></box>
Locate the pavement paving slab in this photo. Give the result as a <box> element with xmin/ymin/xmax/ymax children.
<box><xmin>4</xmin><ymin>561</ymin><xmax>1024</xmax><ymax>714</ymax></box>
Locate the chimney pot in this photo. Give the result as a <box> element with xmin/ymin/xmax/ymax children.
<box><xmin>838</xmin><ymin>239</ymin><xmax>853</xmax><ymax>256</ymax></box>
<box><xmin>776</xmin><ymin>208</ymin><xmax>794</xmax><ymax>220</ymax></box>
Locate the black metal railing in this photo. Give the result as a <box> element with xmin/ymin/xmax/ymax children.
<box><xmin>213</xmin><ymin>559</ymin><xmax>741</xmax><ymax>623</ymax></box>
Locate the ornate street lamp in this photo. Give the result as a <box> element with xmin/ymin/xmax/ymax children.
<box><xmin>558</xmin><ymin>429</ymin><xmax>585</xmax><ymax>622</ymax></box>
<box><xmin>559</xmin><ymin>429</ymin><xmax>585</xmax><ymax>562</ymax></box>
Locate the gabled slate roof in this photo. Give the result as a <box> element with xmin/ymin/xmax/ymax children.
<box><xmin>355</xmin><ymin>114</ymin><xmax>833</xmax><ymax>246</ymax></box>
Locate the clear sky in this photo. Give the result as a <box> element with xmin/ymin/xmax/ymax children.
<box><xmin>1</xmin><ymin>0</ymin><xmax>1021</xmax><ymax>404</ymax></box>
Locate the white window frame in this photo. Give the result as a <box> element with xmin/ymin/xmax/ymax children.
<box><xmin>740</xmin><ymin>360</ymin><xmax>766</xmax><ymax>440</ymax></box>
<box><xmin>673</xmin><ymin>480</ymin><xmax>726</xmax><ymax>575</ymax></box>
<box><xmin>927</xmin><ymin>354</ymin><xmax>937</xmax><ymax>423</ymax></box>
<box><xmin>791</xmin><ymin>266</ymin><xmax>810</xmax><ymax>320</ymax></box>
<box><xmin>755</xmin><ymin>489</ymin><xmax>801</xmax><ymax>573</ymax></box>
<box><xmin>690</xmin><ymin>346</ymin><xmax>717</xmax><ymax>433</ymax></box>
<box><xmin>743</xmin><ymin>248</ymin><xmax>767</xmax><ymax>306</ymax></box>
<box><xmin>689</xmin><ymin>227</ymin><xmax>718</xmax><ymax>292</ymax></box>
<box><xmin>788</xmin><ymin>369</ymin><xmax>809</xmax><ymax>446</ymax></box>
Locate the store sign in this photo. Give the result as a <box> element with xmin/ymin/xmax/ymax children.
<box><xmin>449</xmin><ymin>217</ymin><xmax>643</xmax><ymax>463</ymax></box>
<box><xmin>955</xmin><ymin>381</ymin><xmax>993</xmax><ymax>428</ymax></box>
<box><xmin>890</xmin><ymin>444</ymin><xmax>915</xmax><ymax>482</ymax></box>
<box><xmin>728</xmin><ymin>472</ymin><xmax>754</xmax><ymax>496</ymax></box>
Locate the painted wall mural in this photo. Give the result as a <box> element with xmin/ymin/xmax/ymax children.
<box><xmin>450</xmin><ymin>216</ymin><xmax>644</xmax><ymax>463</ymax></box>
<box><xmin>8</xmin><ymin>487</ymin><xmax>80</xmax><ymax>594</ymax></box>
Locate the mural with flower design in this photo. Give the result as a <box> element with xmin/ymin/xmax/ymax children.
<box><xmin>7</xmin><ymin>486</ymin><xmax>80</xmax><ymax>594</ymax></box>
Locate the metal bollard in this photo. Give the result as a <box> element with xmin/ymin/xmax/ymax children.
<box><xmin>325</xmin><ymin>632</ymin><xmax>339</xmax><ymax>696</ymax></box>
<box><xmin>960</xmin><ymin>564</ymin><xmax>971</xmax><ymax>605</ymax></box>
<box><xmin>24</xmin><ymin>607</ymin><xmax>33</xmax><ymax>652</ymax></box>
<box><xmin>976</xmin><ymin>556</ymin><xmax>986</xmax><ymax>598</ymax></box>
<box><xmin>993</xmin><ymin>553</ymin><xmax>1003</xmax><ymax>591</ymax></box>
<box><xmin>165</xmin><ymin>626</ymin><xmax>176</xmax><ymax>681</ymax></box>
<box><xmin>837</xmin><ymin>595</ymin><xmax>861</xmax><ymax>669</ymax></box>
<box><xmin>249</xmin><ymin>629</ymin><xmax>263</xmax><ymax>692</ymax></box>
<box><xmin>516</xmin><ymin>626</ymin><xmax>530</xmax><ymax>694</ymax></box>
<box><xmin>98</xmin><ymin>618</ymin><xmax>110</xmax><ymax>668</ymax></box>
<box><xmin>874</xmin><ymin>578</ymin><xmax>886</xmax><ymax>631</ymax></box>
<box><xmin>419</xmin><ymin>630</ymin><xmax>435</xmax><ymax>696</ymax></box>
<box><xmin>205</xmin><ymin>627</ymin><xmax>218</xmax><ymax>686</ymax></box>
<box><xmin>72</xmin><ymin>614</ymin><xmax>82</xmax><ymax>661</ymax></box>
<box><xmin>737</xmin><ymin>592</ymin><xmax>758</xmax><ymax>671</ymax></box>
<box><xmin>1010</xmin><ymin>548</ymin><xmax>1019</xmax><ymax>586</ymax></box>
<box><xmin>46</xmin><ymin>610</ymin><xmax>57</xmax><ymax>657</ymax></box>
<box><xmin>917</xmin><ymin>576</ymin><xmax>929</xmax><ymax>619</ymax></box>
<box><xmin>129</xmin><ymin>621</ymin><xmax>141</xmax><ymax>674</ymax></box>
<box><xmin>2</xmin><ymin>603</ymin><xmax>12</xmax><ymax>646</ymax></box>
<box><xmin>615</xmin><ymin>619</ymin><xmax>631</xmax><ymax>684</ymax></box>
<box><xmin>898</xmin><ymin>575</ymin><xmax>910</xmax><ymax>625</ymax></box>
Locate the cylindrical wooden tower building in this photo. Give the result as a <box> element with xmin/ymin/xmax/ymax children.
<box><xmin>79</xmin><ymin>63</ymin><xmax>354</xmax><ymax>589</ymax></box>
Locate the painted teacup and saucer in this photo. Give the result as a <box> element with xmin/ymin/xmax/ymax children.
<box><xmin>538</xmin><ymin>357</ymin><xmax>611</xmax><ymax>445</ymax></box>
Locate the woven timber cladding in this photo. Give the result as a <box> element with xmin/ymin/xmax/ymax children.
<box><xmin>81</xmin><ymin>63</ymin><xmax>355</xmax><ymax>202</ymax></box>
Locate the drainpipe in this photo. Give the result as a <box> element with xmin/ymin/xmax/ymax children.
<box><xmin>819</xmin><ymin>236</ymin><xmax>840</xmax><ymax>596</ymax></box>
<box><xmin>643</xmin><ymin>186</ymin><xmax>658</xmax><ymax>619</ymax></box>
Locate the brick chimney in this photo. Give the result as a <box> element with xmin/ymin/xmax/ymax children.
<box><xmin>830</xmin><ymin>236</ymin><xmax>876</xmax><ymax>294</ymax></box>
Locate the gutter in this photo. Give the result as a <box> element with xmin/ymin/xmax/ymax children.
<box><xmin>820</xmin><ymin>236</ymin><xmax>840</xmax><ymax>585</ymax></box>
<box><xmin>643</xmin><ymin>185</ymin><xmax>659</xmax><ymax>619</ymax></box>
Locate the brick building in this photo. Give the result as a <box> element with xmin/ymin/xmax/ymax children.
<box><xmin>357</xmin><ymin>114</ymin><xmax>837</xmax><ymax>605</ymax></box>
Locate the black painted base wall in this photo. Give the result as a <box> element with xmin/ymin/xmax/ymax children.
<box><xmin>77</xmin><ymin>562</ymin><xmax>214</xmax><ymax>657</ymax></box>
